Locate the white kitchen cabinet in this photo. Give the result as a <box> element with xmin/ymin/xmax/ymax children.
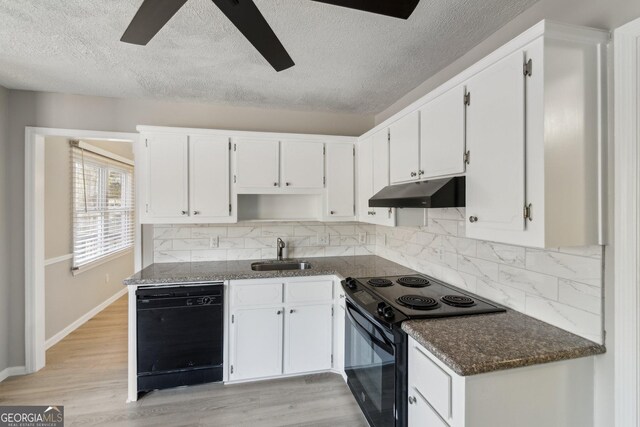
<box><xmin>229</xmin><ymin>306</ymin><xmax>284</xmax><ymax>381</ymax></box>
<box><xmin>325</xmin><ymin>143</ymin><xmax>355</xmax><ymax>220</ymax></box>
<box><xmin>420</xmin><ymin>85</ymin><xmax>467</xmax><ymax>179</ymax></box>
<box><xmin>389</xmin><ymin>110</ymin><xmax>420</xmax><ymax>184</ymax></box>
<box><xmin>465</xmin><ymin>49</ymin><xmax>527</xmax><ymax>235</ymax></box>
<box><xmin>284</xmin><ymin>304</ymin><xmax>333</xmax><ymax>374</ymax></box>
<box><xmin>281</xmin><ymin>141</ymin><xmax>324</xmax><ymax>189</ymax></box>
<box><xmin>235</xmin><ymin>138</ymin><xmax>280</xmax><ymax>188</ymax></box>
<box><xmin>144</xmin><ymin>134</ymin><xmax>189</xmax><ymax>220</ymax></box>
<box><xmin>189</xmin><ymin>135</ymin><xmax>231</xmax><ymax>220</ymax></box>
<box><xmin>372</xmin><ymin>129</ymin><xmax>396</xmax><ymax>226</ymax></box>
<box><xmin>407</xmin><ymin>336</ymin><xmax>596</xmax><ymax>427</ymax></box>
<box><xmin>357</xmin><ymin>136</ymin><xmax>374</xmax><ymax>222</ymax></box>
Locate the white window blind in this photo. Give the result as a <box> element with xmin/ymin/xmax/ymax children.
<box><xmin>71</xmin><ymin>141</ymin><xmax>135</xmax><ymax>271</ymax></box>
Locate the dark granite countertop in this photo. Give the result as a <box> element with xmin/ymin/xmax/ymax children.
<box><xmin>402</xmin><ymin>310</ymin><xmax>606</xmax><ymax>376</ymax></box>
<box><xmin>123</xmin><ymin>255</ymin><xmax>416</xmax><ymax>286</ymax></box>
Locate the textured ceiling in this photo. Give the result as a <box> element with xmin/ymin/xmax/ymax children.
<box><xmin>0</xmin><ymin>0</ymin><xmax>538</xmax><ymax>114</ymax></box>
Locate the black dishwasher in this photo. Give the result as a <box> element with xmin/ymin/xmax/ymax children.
<box><xmin>136</xmin><ymin>284</ymin><xmax>223</xmax><ymax>392</ymax></box>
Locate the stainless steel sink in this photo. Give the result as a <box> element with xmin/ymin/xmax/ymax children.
<box><xmin>251</xmin><ymin>261</ymin><xmax>312</xmax><ymax>271</ymax></box>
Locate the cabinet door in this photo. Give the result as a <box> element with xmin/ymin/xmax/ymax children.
<box><xmin>146</xmin><ymin>134</ymin><xmax>189</xmax><ymax>218</ymax></box>
<box><xmin>281</xmin><ymin>141</ymin><xmax>324</xmax><ymax>189</ymax></box>
<box><xmin>420</xmin><ymin>85</ymin><xmax>466</xmax><ymax>178</ymax></box>
<box><xmin>325</xmin><ymin>144</ymin><xmax>355</xmax><ymax>219</ymax></box>
<box><xmin>189</xmin><ymin>135</ymin><xmax>230</xmax><ymax>219</ymax></box>
<box><xmin>284</xmin><ymin>304</ymin><xmax>333</xmax><ymax>374</ymax></box>
<box><xmin>466</xmin><ymin>50</ymin><xmax>526</xmax><ymax>234</ymax></box>
<box><xmin>372</xmin><ymin>129</ymin><xmax>395</xmax><ymax>226</ymax></box>
<box><xmin>389</xmin><ymin>110</ymin><xmax>420</xmax><ymax>184</ymax></box>
<box><xmin>230</xmin><ymin>307</ymin><xmax>283</xmax><ymax>381</ymax></box>
<box><xmin>408</xmin><ymin>387</ymin><xmax>449</xmax><ymax>427</ymax></box>
<box><xmin>333</xmin><ymin>303</ymin><xmax>346</xmax><ymax>376</ymax></box>
<box><xmin>235</xmin><ymin>139</ymin><xmax>279</xmax><ymax>188</ymax></box>
<box><xmin>357</xmin><ymin>137</ymin><xmax>374</xmax><ymax>222</ymax></box>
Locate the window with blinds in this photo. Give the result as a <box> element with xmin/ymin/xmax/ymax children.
<box><xmin>71</xmin><ymin>141</ymin><xmax>135</xmax><ymax>271</ymax></box>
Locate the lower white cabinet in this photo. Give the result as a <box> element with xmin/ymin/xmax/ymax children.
<box><xmin>229</xmin><ymin>306</ymin><xmax>284</xmax><ymax>381</ymax></box>
<box><xmin>284</xmin><ymin>304</ymin><xmax>333</xmax><ymax>374</ymax></box>
<box><xmin>228</xmin><ymin>277</ymin><xmax>339</xmax><ymax>382</ymax></box>
<box><xmin>408</xmin><ymin>337</ymin><xmax>596</xmax><ymax>427</ymax></box>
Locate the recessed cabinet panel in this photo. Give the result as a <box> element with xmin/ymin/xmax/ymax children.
<box><xmin>285</xmin><ymin>280</ymin><xmax>333</xmax><ymax>303</ymax></box>
<box><xmin>230</xmin><ymin>307</ymin><xmax>283</xmax><ymax>381</ymax></box>
<box><xmin>231</xmin><ymin>283</ymin><xmax>283</xmax><ymax>306</ymax></box>
<box><xmin>281</xmin><ymin>141</ymin><xmax>324</xmax><ymax>189</ymax></box>
<box><xmin>420</xmin><ymin>85</ymin><xmax>467</xmax><ymax>178</ymax></box>
<box><xmin>466</xmin><ymin>50</ymin><xmax>526</xmax><ymax>234</ymax></box>
<box><xmin>235</xmin><ymin>139</ymin><xmax>280</xmax><ymax>188</ymax></box>
<box><xmin>189</xmin><ymin>135</ymin><xmax>230</xmax><ymax>219</ymax></box>
<box><xmin>146</xmin><ymin>134</ymin><xmax>189</xmax><ymax>218</ymax></box>
<box><xmin>285</xmin><ymin>304</ymin><xmax>333</xmax><ymax>374</ymax></box>
<box><xmin>389</xmin><ymin>110</ymin><xmax>420</xmax><ymax>184</ymax></box>
<box><xmin>325</xmin><ymin>144</ymin><xmax>355</xmax><ymax>219</ymax></box>
<box><xmin>357</xmin><ymin>137</ymin><xmax>374</xmax><ymax>222</ymax></box>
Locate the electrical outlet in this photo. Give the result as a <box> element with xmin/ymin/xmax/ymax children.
<box><xmin>358</xmin><ymin>232</ymin><xmax>367</xmax><ymax>244</ymax></box>
<box><xmin>318</xmin><ymin>233</ymin><xmax>330</xmax><ymax>246</ymax></box>
<box><xmin>210</xmin><ymin>236</ymin><xmax>219</xmax><ymax>248</ymax></box>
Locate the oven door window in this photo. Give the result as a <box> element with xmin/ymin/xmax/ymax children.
<box><xmin>345</xmin><ymin>302</ymin><xmax>396</xmax><ymax>427</ymax></box>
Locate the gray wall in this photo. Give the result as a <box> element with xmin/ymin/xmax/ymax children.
<box><xmin>375</xmin><ymin>0</ymin><xmax>640</xmax><ymax>123</ymax></box>
<box><xmin>0</xmin><ymin>86</ymin><xmax>9</xmax><ymax>373</ymax></box>
<box><xmin>44</xmin><ymin>136</ymin><xmax>134</xmax><ymax>342</ymax></box>
<box><xmin>3</xmin><ymin>90</ymin><xmax>374</xmax><ymax>368</ymax></box>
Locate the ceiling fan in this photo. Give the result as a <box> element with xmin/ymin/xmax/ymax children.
<box><xmin>120</xmin><ymin>0</ymin><xmax>420</xmax><ymax>72</ymax></box>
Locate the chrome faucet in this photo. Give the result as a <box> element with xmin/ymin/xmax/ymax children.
<box><xmin>276</xmin><ymin>238</ymin><xmax>285</xmax><ymax>261</ymax></box>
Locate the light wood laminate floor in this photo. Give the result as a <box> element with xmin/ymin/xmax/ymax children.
<box><xmin>0</xmin><ymin>296</ymin><xmax>367</xmax><ymax>426</ymax></box>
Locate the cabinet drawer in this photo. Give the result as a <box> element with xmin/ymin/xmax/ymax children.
<box><xmin>231</xmin><ymin>283</ymin><xmax>283</xmax><ymax>306</ymax></box>
<box><xmin>409</xmin><ymin>341</ymin><xmax>452</xmax><ymax>421</ymax></box>
<box><xmin>285</xmin><ymin>280</ymin><xmax>333</xmax><ymax>303</ymax></box>
<box><xmin>408</xmin><ymin>387</ymin><xmax>449</xmax><ymax>427</ymax></box>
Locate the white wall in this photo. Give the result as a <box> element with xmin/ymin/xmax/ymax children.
<box><xmin>3</xmin><ymin>89</ymin><xmax>373</xmax><ymax>367</ymax></box>
<box><xmin>375</xmin><ymin>0</ymin><xmax>640</xmax><ymax>123</ymax></box>
<box><xmin>0</xmin><ymin>85</ymin><xmax>9</xmax><ymax>373</ymax></box>
<box><xmin>43</xmin><ymin>136</ymin><xmax>134</xmax><ymax>343</ymax></box>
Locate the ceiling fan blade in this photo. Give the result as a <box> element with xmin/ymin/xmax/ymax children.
<box><xmin>211</xmin><ymin>0</ymin><xmax>294</xmax><ymax>72</ymax></box>
<box><xmin>311</xmin><ymin>0</ymin><xmax>420</xmax><ymax>19</ymax></box>
<box><xmin>121</xmin><ymin>0</ymin><xmax>189</xmax><ymax>45</ymax></box>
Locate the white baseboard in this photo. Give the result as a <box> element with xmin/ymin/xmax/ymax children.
<box><xmin>0</xmin><ymin>366</ymin><xmax>27</xmax><ymax>383</ymax></box>
<box><xmin>45</xmin><ymin>288</ymin><xmax>128</xmax><ymax>350</ymax></box>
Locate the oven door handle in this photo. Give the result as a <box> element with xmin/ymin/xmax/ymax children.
<box><xmin>346</xmin><ymin>304</ymin><xmax>394</xmax><ymax>354</ymax></box>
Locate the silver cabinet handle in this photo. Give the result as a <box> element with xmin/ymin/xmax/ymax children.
<box><xmin>273</xmin><ymin>182</ymin><xmax>278</xmax><ymax>186</ymax></box>
<box><xmin>276</xmin><ymin>310</ymin><xmax>282</xmax><ymax>315</ymax></box>
<box><xmin>371</xmin><ymin>211</ymin><xmax>376</xmax><ymax>216</ymax></box>
<box><xmin>410</xmin><ymin>171</ymin><xmax>417</xmax><ymax>177</ymax></box>
<box><xmin>289</xmin><ymin>309</ymin><xmax>295</xmax><ymax>314</ymax></box>
<box><xmin>408</xmin><ymin>396</ymin><xmax>417</xmax><ymax>405</ymax></box>
<box><xmin>469</xmin><ymin>216</ymin><xmax>478</xmax><ymax>223</ymax></box>
<box><xmin>330</xmin><ymin>211</ymin><xmax>336</xmax><ymax>215</ymax></box>
<box><xmin>193</xmin><ymin>211</ymin><xmax>200</xmax><ymax>215</ymax></box>
<box><xmin>339</xmin><ymin>294</ymin><xmax>345</xmax><ymax>299</ymax></box>
<box><xmin>286</xmin><ymin>182</ymin><xmax>291</xmax><ymax>186</ymax></box>
<box><xmin>418</xmin><ymin>170</ymin><xmax>424</xmax><ymax>175</ymax></box>
<box><xmin>181</xmin><ymin>210</ymin><xmax>188</xmax><ymax>215</ymax></box>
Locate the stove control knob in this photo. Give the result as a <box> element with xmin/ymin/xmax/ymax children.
<box><xmin>382</xmin><ymin>306</ymin><xmax>395</xmax><ymax>320</ymax></box>
<box><xmin>377</xmin><ymin>302</ymin><xmax>387</xmax><ymax>315</ymax></box>
<box><xmin>344</xmin><ymin>277</ymin><xmax>357</xmax><ymax>290</ymax></box>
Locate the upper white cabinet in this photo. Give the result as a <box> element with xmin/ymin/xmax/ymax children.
<box><xmin>235</xmin><ymin>138</ymin><xmax>280</xmax><ymax>188</ymax></box>
<box><xmin>281</xmin><ymin>141</ymin><xmax>324</xmax><ymax>189</ymax></box>
<box><xmin>325</xmin><ymin>143</ymin><xmax>355</xmax><ymax>220</ymax></box>
<box><xmin>145</xmin><ymin>134</ymin><xmax>189</xmax><ymax>220</ymax></box>
<box><xmin>389</xmin><ymin>110</ymin><xmax>420</xmax><ymax>184</ymax></box>
<box><xmin>141</xmin><ymin>132</ymin><xmax>233</xmax><ymax>224</ymax></box>
<box><xmin>189</xmin><ymin>135</ymin><xmax>231</xmax><ymax>221</ymax></box>
<box><xmin>465</xmin><ymin>50</ymin><xmax>527</xmax><ymax>235</ymax></box>
<box><xmin>420</xmin><ymin>85</ymin><xmax>467</xmax><ymax>179</ymax></box>
<box><xmin>358</xmin><ymin>131</ymin><xmax>396</xmax><ymax>225</ymax></box>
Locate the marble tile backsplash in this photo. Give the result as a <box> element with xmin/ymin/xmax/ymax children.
<box><xmin>153</xmin><ymin>221</ymin><xmax>376</xmax><ymax>263</ymax></box>
<box><xmin>375</xmin><ymin>208</ymin><xmax>604</xmax><ymax>343</ymax></box>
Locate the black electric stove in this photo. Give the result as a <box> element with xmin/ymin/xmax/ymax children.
<box><xmin>341</xmin><ymin>274</ymin><xmax>505</xmax><ymax>427</ymax></box>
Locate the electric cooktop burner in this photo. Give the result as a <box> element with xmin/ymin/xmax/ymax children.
<box><xmin>397</xmin><ymin>295</ymin><xmax>440</xmax><ymax>310</ymax></box>
<box><xmin>367</xmin><ymin>278</ymin><xmax>393</xmax><ymax>287</ymax></box>
<box><xmin>397</xmin><ymin>277</ymin><xmax>430</xmax><ymax>288</ymax></box>
<box><xmin>441</xmin><ymin>295</ymin><xmax>476</xmax><ymax>307</ymax></box>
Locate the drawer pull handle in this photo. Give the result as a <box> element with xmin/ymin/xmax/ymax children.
<box><xmin>469</xmin><ymin>216</ymin><xmax>478</xmax><ymax>223</ymax></box>
<box><xmin>408</xmin><ymin>396</ymin><xmax>417</xmax><ymax>405</ymax></box>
